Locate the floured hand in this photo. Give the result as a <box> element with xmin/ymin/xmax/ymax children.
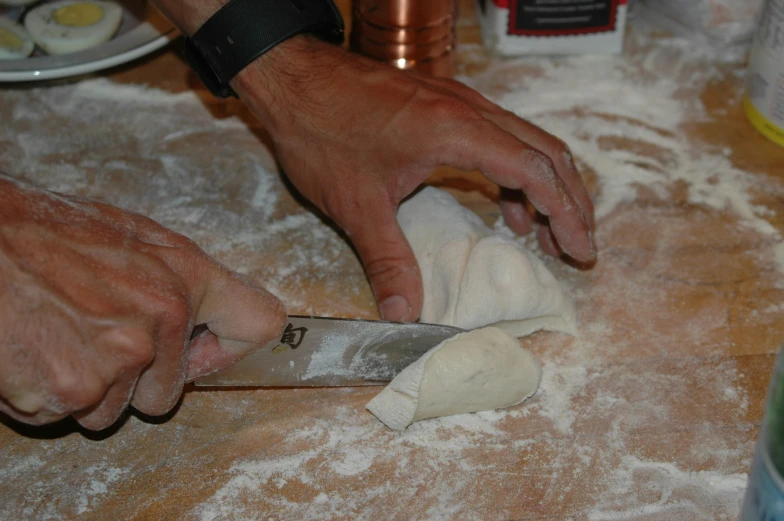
<box><xmin>0</xmin><ymin>175</ymin><xmax>286</xmax><ymax>430</ymax></box>
<box><xmin>231</xmin><ymin>35</ymin><xmax>596</xmax><ymax>323</ymax></box>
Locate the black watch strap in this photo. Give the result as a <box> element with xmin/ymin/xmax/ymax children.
<box><xmin>184</xmin><ymin>0</ymin><xmax>344</xmax><ymax>98</ymax></box>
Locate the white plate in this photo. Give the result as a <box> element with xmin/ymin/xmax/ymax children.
<box><xmin>0</xmin><ymin>0</ymin><xmax>177</xmax><ymax>81</ymax></box>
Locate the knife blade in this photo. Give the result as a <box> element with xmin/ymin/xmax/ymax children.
<box><xmin>193</xmin><ymin>315</ymin><xmax>464</xmax><ymax>387</ymax></box>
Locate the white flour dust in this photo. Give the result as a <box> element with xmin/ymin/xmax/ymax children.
<box><xmin>588</xmin><ymin>456</ymin><xmax>749</xmax><ymax>520</ymax></box>
<box><xmin>194</xmin><ymin>406</ymin><xmax>511</xmax><ymax>521</ymax></box>
<box><xmin>0</xmin><ymin>78</ymin><xmax>371</xmax><ymax>318</ymax></box>
<box><xmin>1</xmin><ymin>11</ymin><xmax>783</xmax><ymax>521</ymax></box>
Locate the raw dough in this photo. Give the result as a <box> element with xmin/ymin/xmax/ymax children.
<box><xmin>366</xmin><ymin>327</ymin><xmax>541</xmax><ymax>430</ymax></box>
<box><xmin>398</xmin><ymin>186</ymin><xmax>576</xmax><ymax>336</ymax></box>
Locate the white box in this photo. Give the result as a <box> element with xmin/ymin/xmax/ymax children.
<box><xmin>475</xmin><ymin>0</ymin><xmax>628</xmax><ymax>55</ymax></box>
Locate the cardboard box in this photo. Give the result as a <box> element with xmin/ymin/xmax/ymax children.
<box><xmin>475</xmin><ymin>0</ymin><xmax>628</xmax><ymax>55</ymax></box>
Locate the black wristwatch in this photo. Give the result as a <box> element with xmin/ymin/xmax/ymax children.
<box><xmin>183</xmin><ymin>0</ymin><xmax>345</xmax><ymax>98</ymax></box>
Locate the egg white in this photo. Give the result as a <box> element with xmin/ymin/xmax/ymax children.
<box><xmin>0</xmin><ymin>17</ymin><xmax>34</xmax><ymax>60</ymax></box>
<box><xmin>24</xmin><ymin>0</ymin><xmax>123</xmax><ymax>56</ymax></box>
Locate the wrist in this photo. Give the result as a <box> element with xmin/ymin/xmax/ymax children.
<box><xmin>167</xmin><ymin>0</ymin><xmax>345</xmax><ymax>100</ymax></box>
<box><xmin>230</xmin><ymin>34</ymin><xmax>340</xmax><ymax>129</ymax></box>
<box><xmin>152</xmin><ymin>0</ymin><xmax>227</xmax><ymax>35</ymax></box>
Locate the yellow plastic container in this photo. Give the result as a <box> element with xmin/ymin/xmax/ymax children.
<box><xmin>744</xmin><ymin>0</ymin><xmax>784</xmax><ymax>148</ymax></box>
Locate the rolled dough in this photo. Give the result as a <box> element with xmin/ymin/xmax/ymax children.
<box><xmin>398</xmin><ymin>186</ymin><xmax>576</xmax><ymax>336</ymax></box>
<box><xmin>366</xmin><ymin>187</ymin><xmax>575</xmax><ymax>429</ymax></box>
<box><xmin>366</xmin><ymin>327</ymin><xmax>541</xmax><ymax>430</ymax></box>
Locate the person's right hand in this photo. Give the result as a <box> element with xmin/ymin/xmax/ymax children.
<box><xmin>0</xmin><ymin>174</ymin><xmax>286</xmax><ymax>430</ymax></box>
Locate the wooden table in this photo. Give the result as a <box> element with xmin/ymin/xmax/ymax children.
<box><xmin>2</xmin><ymin>1</ymin><xmax>784</xmax><ymax>520</ymax></box>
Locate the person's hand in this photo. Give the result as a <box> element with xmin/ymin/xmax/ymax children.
<box><xmin>231</xmin><ymin>36</ymin><xmax>596</xmax><ymax>322</ymax></box>
<box><xmin>151</xmin><ymin>0</ymin><xmax>596</xmax><ymax>322</ymax></box>
<box><xmin>0</xmin><ymin>175</ymin><xmax>286</xmax><ymax>430</ymax></box>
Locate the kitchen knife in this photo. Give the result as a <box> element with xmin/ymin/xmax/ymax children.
<box><xmin>193</xmin><ymin>315</ymin><xmax>464</xmax><ymax>387</ymax></box>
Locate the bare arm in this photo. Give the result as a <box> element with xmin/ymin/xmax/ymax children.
<box><xmin>153</xmin><ymin>0</ymin><xmax>597</xmax><ymax>323</ymax></box>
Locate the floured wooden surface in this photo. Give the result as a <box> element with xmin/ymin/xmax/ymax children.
<box><xmin>2</xmin><ymin>2</ymin><xmax>784</xmax><ymax>520</ymax></box>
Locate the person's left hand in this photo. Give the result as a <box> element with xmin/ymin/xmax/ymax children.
<box><xmin>151</xmin><ymin>0</ymin><xmax>596</xmax><ymax>323</ymax></box>
<box><xmin>230</xmin><ymin>36</ymin><xmax>596</xmax><ymax>322</ymax></box>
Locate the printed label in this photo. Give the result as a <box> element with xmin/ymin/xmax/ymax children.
<box><xmin>508</xmin><ymin>0</ymin><xmax>619</xmax><ymax>36</ymax></box>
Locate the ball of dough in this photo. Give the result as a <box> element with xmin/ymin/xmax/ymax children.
<box><xmin>398</xmin><ymin>186</ymin><xmax>576</xmax><ymax>337</ymax></box>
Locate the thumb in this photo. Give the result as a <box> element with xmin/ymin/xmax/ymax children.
<box><xmin>187</xmin><ymin>267</ymin><xmax>287</xmax><ymax>380</ymax></box>
<box><xmin>346</xmin><ymin>207</ymin><xmax>423</xmax><ymax>323</ymax></box>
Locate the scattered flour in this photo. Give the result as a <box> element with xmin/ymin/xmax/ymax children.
<box><xmin>0</xmin><ymin>7</ymin><xmax>782</xmax><ymax>521</ymax></box>
<box><xmin>534</xmin><ymin>362</ymin><xmax>589</xmax><ymax>435</ymax></box>
<box><xmin>193</xmin><ymin>406</ymin><xmax>511</xmax><ymax>521</ymax></box>
<box><xmin>1</xmin><ymin>76</ymin><xmax>372</xmax><ymax>318</ymax></box>
<box><xmin>588</xmin><ymin>455</ymin><xmax>748</xmax><ymax>520</ymax></box>
<box><xmin>75</xmin><ymin>463</ymin><xmax>129</xmax><ymax>515</ymax></box>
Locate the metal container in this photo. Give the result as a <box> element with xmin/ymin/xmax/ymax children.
<box><xmin>740</xmin><ymin>348</ymin><xmax>784</xmax><ymax>520</ymax></box>
<box><xmin>350</xmin><ymin>0</ymin><xmax>456</xmax><ymax>77</ymax></box>
<box><xmin>743</xmin><ymin>0</ymin><xmax>784</xmax><ymax>149</ymax></box>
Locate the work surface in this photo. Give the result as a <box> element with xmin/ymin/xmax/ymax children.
<box><xmin>2</xmin><ymin>2</ymin><xmax>784</xmax><ymax>520</ymax></box>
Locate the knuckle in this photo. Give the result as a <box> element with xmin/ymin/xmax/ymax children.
<box><xmin>550</xmin><ymin>138</ymin><xmax>572</xmax><ymax>159</ymax></box>
<box><xmin>523</xmin><ymin>149</ymin><xmax>557</xmax><ymax>178</ymax></box>
<box><xmin>435</xmin><ymin>77</ymin><xmax>470</xmax><ymax>94</ymax></box>
<box><xmin>125</xmin><ymin>341</ymin><xmax>154</xmax><ymax>369</ymax></box>
<box><xmin>169</xmin><ymin>232</ymin><xmax>200</xmax><ymax>251</ymax></box>
<box><xmin>146</xmin><ymin>288</ymin><xmax>191</xmax><ymax>326</ymax></box>
<box><xmin>364</xmin><ymin>256</ymin><xmax>419</xmax><ymax>287</ymax></box>
<box><xmin>134</xmin><ymin>214</ymin><xmax>203</xmax><ymax>253</ymax></box>
<box><xmin>444</xmin><ymin>79</ymin><xmax>491</xmax><ymax>104</ymax></box>
<box><xmin>109</xmin><ymin>328</ymin><xmax>155</xmax><ymax>371</ymax></box>
<box><xmin>428</xmin><ymin>98</ymin><xmax>479</xmax><ymax>123</ymax></box>
<box><xmin>167</xmin><ymin>294</ymin><xmax>191</xmax><ymax>325</ymax></box>
<box><xmin>50</xmin><ymin>369</ymin><xmax>105</xmax><ymax>412</ymax></box>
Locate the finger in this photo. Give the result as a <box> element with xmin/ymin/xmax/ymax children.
<box><xmin>0</xmin><ymin>395</ymin><xmax>68</xmax><ymax>426</ymax></box>
<box><xmin>129</xmin><ymin>240</ymin><xmax>284</xmax><ymax>414</ymax></box>
<box><xmin>73</xmin><ymin>325</ymin><xmax>150</xmax><ymax>430</ymax></box>
<box><xmin>537</xmin><ymin>220</ymin><xmax>564</xmax><ymax>257</ymax></box>
<box><xmin>482</xmin><ymin>112</ymin><xmax>596</xmax><ymax>232</ymax></box>
<box><xmin>73</xmin><ymin>372</ymin><xmax>137</xmax><ymax>430</ymax></box>
<box><xmin>184</xmin><ymin>328</ymin><xmax>246</xmax><ymax>381</ymax></box>
<box><xmin>192</xmin><ymin>265</ymin><xmax>287</xmax><ymax>373</ymax></box>
<box><xmin>130</xmin><ymin>288</ymin><xmax>191</xmax><ymax>417</ymax></box>
<box><xmin>419</xmin><ymin>76</ymin><xmax>596</xmax><ymax>231</ymax></box>
<box><xmin>499</xmin><ymin>188</ymin><xmax>534</xmax><ymax>236</ymax></box>
<box><xmin>445</xmin><ymin>121</ymin><xmax>595</xmax><ymax>262</ymax></box>
<box><xmin>343</xmin><ymin>204</ymin><xmax>422</xmax><ymax>322</ymax></box>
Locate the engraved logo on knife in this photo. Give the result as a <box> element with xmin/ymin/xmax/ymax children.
<box><xmin>271</xmin><ymin>323</ymin><xmax>309</xmax><ymax>354</ymax></box>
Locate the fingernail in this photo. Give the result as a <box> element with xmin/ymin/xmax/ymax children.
<box><xmin>380</xmin><ymin>295</ymin><xmax>411</xmax><ymax>322</ymax></box>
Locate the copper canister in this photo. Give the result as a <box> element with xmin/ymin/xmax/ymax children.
<box><xmin>350</xmin><ymin>0</ymin><xmax>456</xmax><ymax>77</ymax></box>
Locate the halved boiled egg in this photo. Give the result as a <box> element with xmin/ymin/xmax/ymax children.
<box><xmin>0</xmin><ymin>17</ymin><xmax>34</xmax><ymax>60</ymax></box>
<box><xmin>25</xmin><ymin>0</ymin><xmax>122</xmax><ymax>55</ymax></box>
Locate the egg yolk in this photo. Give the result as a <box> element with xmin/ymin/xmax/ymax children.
<box><xmin>53</xmin><ymin>2</ymin><xmax>105</xmax><ymax>27</ymax></box>
<box><xmin>0</xmin><ymin>27</ymin><xmax>24</xmax><ymax>51</ymax></box>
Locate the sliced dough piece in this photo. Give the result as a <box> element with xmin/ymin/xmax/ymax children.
<box><xmin>398</xmin><ymin>186</ymin><xmax>576</xmax><ymax>336</ymax></box>
<box><xmin>366</xmin><ymin>327</ymin><xmax>541</xmax><ymax>430</ymax></box>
